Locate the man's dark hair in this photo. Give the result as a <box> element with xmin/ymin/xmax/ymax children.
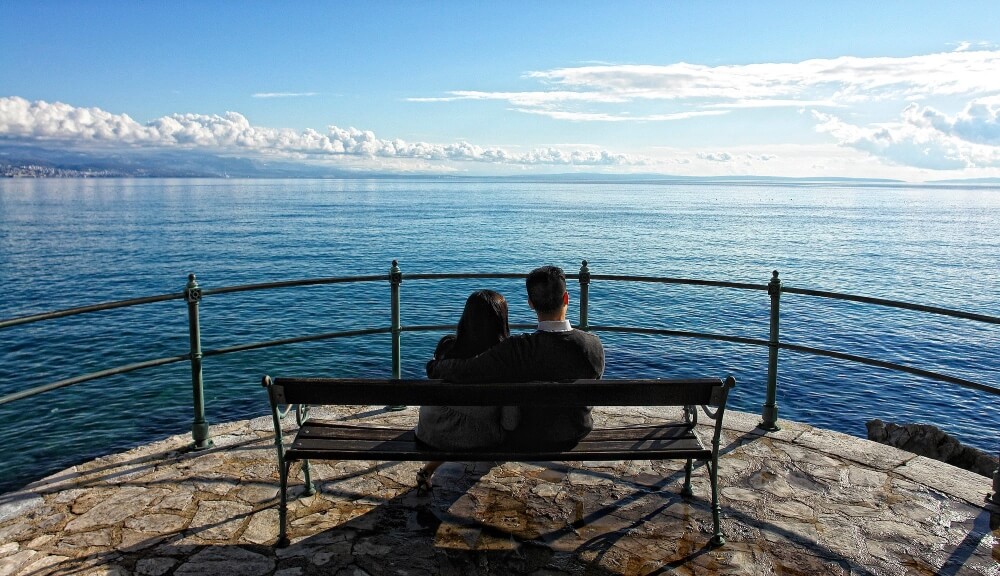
<box><xmin>526</xmin><ymin>265</ymin><xmax>567</xmax><ymax>314</ymax></box>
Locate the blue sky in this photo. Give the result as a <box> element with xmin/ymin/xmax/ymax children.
<box><xmin>2</xmin><ymin>1</ymin><xmax>1000</xmax><ymax>180</ymax></box>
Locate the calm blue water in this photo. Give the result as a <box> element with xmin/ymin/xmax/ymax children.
<box><xmin>1</xmin><ymin>178</ymin><xmax>998</xmax><ymax>493</ymax></box>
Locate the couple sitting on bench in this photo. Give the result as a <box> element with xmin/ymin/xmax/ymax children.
<box><xmin>415</xmin><ymin>265</ymin><xmax>605</xmax><ymax>491</ymax></box>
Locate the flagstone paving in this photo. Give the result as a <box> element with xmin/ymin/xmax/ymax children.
<box><xmin>1</xmin><ymin>407</ymin><xmax>997</xmax><ymax>575</ymax></box>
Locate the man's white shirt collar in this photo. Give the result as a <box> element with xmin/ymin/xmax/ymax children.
<box><xmin>537</xmin><ymin>320</ymin><xmax>573</xmax><ymax>332</ymax></box>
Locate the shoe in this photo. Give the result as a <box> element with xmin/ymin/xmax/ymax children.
<box><xmin>416</xmin><ymin>468</ymin><xmax>433</xmax><ymax>494</ymax></box>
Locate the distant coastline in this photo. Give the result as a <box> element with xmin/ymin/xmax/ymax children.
<box><xmin>5</xmin><ymin>166</ymin><xmax>1000</xmax><ymax>188</ymax></box>
<box><xmin>3</xmin><ymin>144</ymin><xmax>1000</xmax><ymax>186</ymax></box>
<box><xmin>3</xmin><ymin>164</ymin><xmax>157</xmax><ymax>179</ymax></box>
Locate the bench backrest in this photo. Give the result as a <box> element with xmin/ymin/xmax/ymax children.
<box><xmin>264</xmin><ymin>376</ymin><xmax>736</xmax><ymax>408</ymax></box>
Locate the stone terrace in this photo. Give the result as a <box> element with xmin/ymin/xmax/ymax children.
<box><xmin>1</xmin><ymin>407</ymin><xmax>997</xmax><ymax>576</ymax></box>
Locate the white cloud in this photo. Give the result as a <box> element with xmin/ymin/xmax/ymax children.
<box><xmin>529</xmin><ymin>51</ymin><xmax>1000</xmax><ymax>101</ymax></box>
<box><xmin>915</xmin><ymin>96</ymin><xmax>1000</xmax><ymax>145</ymax></box>
<box><xmin>812</xmin><ymin>102</ymin><xmax>1000</xmax><ymax>169</ymax></box>
<box><xmin>251</xmin><ymin>92</ymin><xmax>318</xmax><ymax>98</ymax></box>
<box><xmin>412</xmin><ymin>49</ymin><xmax>1000</xmax><ymax>122</ymax></box>
<box><xmin>692</xmin><ymin>151</ymin><xmax>775</xmax><ymax>164</ymax></box>
<box><xmin>0</xmin><ymin>96</ymin><xmax>642</xmax><ymax>167</ymax></box>
<box><xmin>410</xmin><ymin>90</ymin><xmax>630</xmax><ymax>106</ymax></box>
<box><xmin>697</xmin><ymin>152</ymin><xmax>733</xmax><ymax>162</ymax></box>
<box><xmin>646</xmin><ymin>143</ymin><xmax>927</xmax><ymax>179</ymax></box>
<box><xmin>704</xmin><ymin>99</ymin><xmax>843</xmax><ymax>110</ymax></box>
<box><xmin>512</xmin><ymin>107</ymin><xmax>728</xmax><ymax>122</ymax></box>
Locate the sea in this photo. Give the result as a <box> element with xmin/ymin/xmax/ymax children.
<box><xmin>0</xmin><ymin>177</ymin><xmax>998</xmax><ymax>494</ymax></box>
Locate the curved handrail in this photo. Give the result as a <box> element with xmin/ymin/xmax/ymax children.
<box><xmin>203</xmin><ymin>327</ymin><xmax>393</xmax><ymax>357</ymax></box>
<box><xmin>0</xmin><ymin>354</ymin><xmax>191</xmax><ymax>405</ymax></box>
<box><xmin>588</xmin><ymin>274</ymin><xmax>767</xmax><ymax>292</ymax></box>
<box><xmin>592</xmin><ymin>325</ymin><xmax>994</xmax><ymax>394</ymax></box>
<box><xmin>592</xmin><ymin>325</ymin><xmax>769</xmax><ymax>348</ymax></box>
<box><xmin>1</xmin><ymin>268</ymin><xmax>998</xmax><ymax>413</ymax></box>
<box><xmin>0</xmin><ymin>292</ymin><xmax>184</xmax><ymax>330</ymax></box>
<box><xmin>779</xmin><ymin>342</ymin><xmax>995</xmax><ymax>395</ymax></box>
<box><xmin>782</xmin><ymin>286</ymin><xmax>1000</xmax><ymax>325</ymax></box>
<box><xmin>202</xmin><ymin>274</ymin><xmax>387</xmax><ymax>296</ymax></box>
<box><xmin>0</xmin><ymin>274</ymin><xmax>391</xmax><ymax>331</ymax></box>
<box><xmin>3</xmin><ymin>271</ymin><xmax>990</xmax><ymax>329</ymax></box>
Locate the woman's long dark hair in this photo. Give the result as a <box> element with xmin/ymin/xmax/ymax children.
<box><xmin>448</xmin><ymin>289</ymin><xmax>510</xmax><ymax>359</ymax></box>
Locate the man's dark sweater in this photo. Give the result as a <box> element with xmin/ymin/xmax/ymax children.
<box><xmin>427</xmin><ymin>328</ymin><xmax>605</xmax><ymax>449</ymax></box>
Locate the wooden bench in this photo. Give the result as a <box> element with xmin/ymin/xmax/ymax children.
<box><xmin>261</xmin><ymin>375</ymin><xmax>737</xmax><ymax>548</ymax></box>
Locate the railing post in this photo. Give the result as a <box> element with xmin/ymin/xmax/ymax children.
<box><xmin>578</xmin><ymin>260</ymin><xmax>590</xmax><ymax>331</ymax></box>
<box><xmin>185</xmin><ymin>274</ymin><xmax>212</xmax><ymax>450</ymax></box>
<box><xmin>387</xmin><ymin>260</ymin><xmax>405</xmax><ymax>410</ymax></box>
<box><xmin>760</xmin><ymin>270</ymin><xmax>781</xmax><ymax>431</ymax></box>
<box><xmin>390</xmin><ymin>260</ymin><xmax>402</xmax><ymax>377</ymax></box>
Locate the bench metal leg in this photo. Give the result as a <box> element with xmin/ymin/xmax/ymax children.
<box><xmin>277</xmin><ymin>459</ymin><xmax>316</xmax><ymax>548</ymax></box>
<box><xmin>708</xmin><ymin>459</ymin><xmax>725</xmax><ymax>547</ymax></box>
<box><xmin>681</xmin><ymin>458</ymin><xmax>693</xmax><ymax>496</ymax></box>
<box><xmin>277</xmin><ymin>460</ymin><xmax>291</xmax><ymax>548</ymax></box>
<box><xmin>302</xmin><ymin>458</ymin><xmax>316</xmax><ymax>497</ymax></box>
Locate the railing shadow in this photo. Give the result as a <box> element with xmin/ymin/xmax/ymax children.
<box><xmin>936</xmin><ymin>507</ymin><xmax>998</xmax><ymax>576</ymax></box>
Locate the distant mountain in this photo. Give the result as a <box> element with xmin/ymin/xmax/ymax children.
<box><xmin>490</xmin><ymin>173</ymin><xmax>905</xmax><ymax>184</ymax></box>
<box><xmin>923</xmin><ymin>177</ymin><xmax>1000</xmax><ymax>185</ymax></box>
<box><xmin>9</xmin><ymin>142</ymin><xmax>991</xmax><ymax>185</ymax></box>
<box><xmin>0</xmin><ymin>143</ymin><xmax>367</xmax><ymax>178</ymax></box>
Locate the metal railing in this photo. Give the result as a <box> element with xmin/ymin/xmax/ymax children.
<box><xmin>1</xmin><ymin>260</ymin><xmax>998</xmax><ymax>499</ymax></box>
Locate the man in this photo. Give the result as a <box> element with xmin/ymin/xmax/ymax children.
<box><xmin>428</xmin><ymin>265</ymin><xmax>605</xmax><ymax>448</ymax></box>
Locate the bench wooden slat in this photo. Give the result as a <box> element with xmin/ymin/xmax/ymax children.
<box><xmin>297</xmin><ymin>422</ymin><xmax>417</xmax><ymax>441</ymax></box>
<box><xmin>288</xmin><ymin>438</ymin><xmax>709</xmax><ymax>454</ymax></box>
<box><xmin>287</xmin><ymin>449</ymin><xmax>712</xmax><ymax>462</ymax></box>
<box><xmin>286</xmin><ymin>443</ymin><xmax>711</xmax><ymax>462</ymax></box>
<box><xmin>270</xmin><ymin>378</ymin><xmax>724</xmax><ymax>407</ymax></box>
<box><xmin>291</xmin><ymin>436</ymin><xmax>706</xmax><ymax>453</ymax></box>
<box><xmin>286</xmin><ymin>422</ymin><xmax>710</xmax><ymax>462</ymax></box>
<box><xmin>565</xmin><ymin>425</ymin><xmax>697</xmax><ymax>442</ymax></box>
<box><xmin>298</xmin><ymin>421</ymin><xmax>699</xmax><ymax>442</ymax></box>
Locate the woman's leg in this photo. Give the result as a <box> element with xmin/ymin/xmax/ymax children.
<box><xmin>416</xmin><ymin>460</ymin><xmax>443</xmax><ymax>493</ymax></box>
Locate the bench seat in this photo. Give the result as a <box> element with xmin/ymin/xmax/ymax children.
<box><xmin>287</xmin><ymin>421</ymin><xmax>712</xmax><ymax>462</ymax></box>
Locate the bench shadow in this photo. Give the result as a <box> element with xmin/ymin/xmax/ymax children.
<box><xmin>270</xmin><ymin>434</ymin><xmax>859</xmax><ymax>576</ymax></box>
<box><xmin>272</xmin><ymin>460</ymin><xmax>632</xmax><ymax>575</ymax></box>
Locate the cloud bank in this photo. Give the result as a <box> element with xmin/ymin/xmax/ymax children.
<box><xmin>407</xmin><ymin>47</ymin><xmax>1000</xmax><ymax>173</ymax></box>
<box><xmin>411</xmin><ymin>49</ymin><xmax>1000</xmax><ymax>123</ymax></box>
<box><xmin>814</xmin><ymin>97</ymin><xmax>1000</xmax><ymax>169</ymax></box>
<box><xmin>0</xmin><ymin>96</ymin><xmax>641</xmax><ymax>168</ymax></box>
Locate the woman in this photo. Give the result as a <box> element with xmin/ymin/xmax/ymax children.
<box><xmin>414</xmin><ymin>289</ymin><xmax>510</xmax><ymax>491</ymax></box>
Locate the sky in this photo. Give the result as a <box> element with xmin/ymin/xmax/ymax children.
<box><xmin>2</xmin><ymin>1</ymin><xmax>1000</xmax><ymax>181</ymax></box>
